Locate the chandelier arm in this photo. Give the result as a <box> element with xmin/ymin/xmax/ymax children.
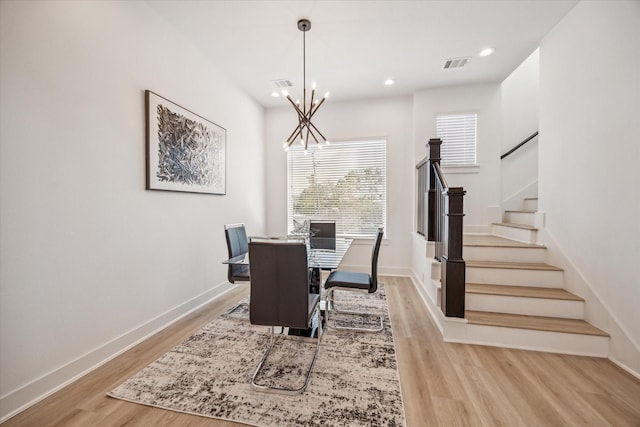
<box><xmin>286</xmin><ymin>95</ymin><xmax>306</xmax><ymax>118</ymax></box>
<box><xmin>288</xmin><ymin>126</ymin><xmax>303</xmax><ymax>145</ymax></box>
<box><xmin>305</xmin><ymin>123</ymin><xmax>312</xmax><ymax>146</ymax></box>
<box><xmin>308</xmin><ymin>120</ymin><xmax>327</xmax><ymax>142</ymax></box>
<box><xmin>307</xmin><ymin>126</ymin><xmax>320</xmax><ymax>144</ymax></box>
<box><xmin>309</xmin><ymin>97</ymin><xmax>326</xmax><ymax>118</ymax></box>
<box><xmin>286</xmin><ymin>124</ymin><xmax>302</xmax><ymax>143</ymax></box>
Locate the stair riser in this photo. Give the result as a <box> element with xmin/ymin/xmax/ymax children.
<box><xmin>492</xmin><ymin>224</ymin><xmax>537</xmax><ymax>243</ymax></box>
<box><xmin>524</xmin><ymin>199</ymin><xmax>538</xmax><ymax>211</ymax></box>
<box><xmin>466</xmin><ymin>267</ymin><xmax>564</xmax><ymax>288</ymax></box>
<box><xmin>504</xmin><ymin>211</ymin><xmax>536</xmax><ymax>226</ymax></box>
<box><xmin>456</xmin><ymin>324</ymin><xmax>609</xmax><ymax>357</ymax></box>
<box><xmin>466</xmin><ymin>294</ymin><xmax>584</xmax><ymax>319</ymax></box>
<box><xmin>464</xmin><ymin>246</ymin><xmax>547</xmax><ymax>263</ymax></box>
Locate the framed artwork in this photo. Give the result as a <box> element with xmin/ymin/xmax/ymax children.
<box><xmin>145</xmin><ymin>90</ymin><xmax>226</xmax><ymax>195</ymax></box>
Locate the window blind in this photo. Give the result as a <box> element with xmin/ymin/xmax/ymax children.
<box><xmin>287</xmin><ymin>139</ymin><xmax>386</xmax><ymax>237</ymax></box>
<box><xmin>436</xmin><ymin>113</ymin><xmax>477</xmax><ymax>167</ymax></box>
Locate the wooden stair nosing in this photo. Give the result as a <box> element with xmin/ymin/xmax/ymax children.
<box><xmin>465</xmin><ymin>310</ymin><xmax>609</xmax><ymax>337</ymax></box>
<box><xmin>466</xmin><ymin>260</ymin><xmax>563</xmax><ymax>271</ymax></box>
<box><xmin>465</xmin><ymin>283</ymin><xmax>583</xmax><ymax>301</ymax></box>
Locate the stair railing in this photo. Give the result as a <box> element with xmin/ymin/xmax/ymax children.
<box><xmin>426</xmin><ymin>138</ymin><xmax>466</xmax><ymax>318</ymax></box>
<box><xmin>500</xmin><ymin>131</ymin><xmax>539</xmax><ymax>160</ymax></box>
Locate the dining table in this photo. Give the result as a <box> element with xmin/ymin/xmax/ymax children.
<box><xmin>223</xmin><ymin>236</ymin><xmax>352</xmax><ymax>294</ymax></box>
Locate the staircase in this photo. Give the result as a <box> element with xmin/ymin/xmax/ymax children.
<box><xmin>462</xmin><ymin>198</ymin><xmax>609</xmax><ymax>356</ymax></box>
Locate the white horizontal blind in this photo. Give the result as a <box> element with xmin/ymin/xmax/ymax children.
<box><xmin>436</xmin><ymin>113</ymin><xmax>477</xmax><ymax>167</ymax></box>
<box><xmin>287</xmin><ymin>139</ymin><xmax>386</xmax><ymax>237</ymax></box>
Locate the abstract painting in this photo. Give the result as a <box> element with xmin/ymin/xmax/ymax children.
<box><xmin>146</xmin><ymin>90</ymin><xmax>225</xmax><ymax>194</ymax></box>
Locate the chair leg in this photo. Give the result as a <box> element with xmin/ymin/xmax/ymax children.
<box><xmin>227</xmin><ymin>301</ymin><xmax>249</xmax><ymax>316</ymax></box>
<box><xmin>324</xmin><ymin>287</ymin><xmax>384</xmax><ymax>333</ymax></box>
<box><xmin>251</xmin><ymin>307</ymin><xmax>322</xmax><ymax>395</ymax></box>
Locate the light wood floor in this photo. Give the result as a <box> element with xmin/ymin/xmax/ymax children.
<box><xmin>4</xmin><ymin>276</ymin><xmax>640</xmax><ymax>426</ymax></box>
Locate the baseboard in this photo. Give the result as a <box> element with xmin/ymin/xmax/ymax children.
<box><xmin>609</xmin><ymin>356</ymin><xmax>640</xmax><ymax>381</ymax></box>
<box><xmin>0</xmin><ymin>281</ymin><xmax>235</xmax><ymax>423</ymax></box>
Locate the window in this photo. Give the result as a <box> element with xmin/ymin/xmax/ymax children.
<box><xmin>287</xmin><ymin>139</ymin><xmax>386</xmax><ymax>237</ymax></box>
<box><xmin>436</xmin><ymin>113</ymin><xmax>477</xmax><ymax>167</ymax></box>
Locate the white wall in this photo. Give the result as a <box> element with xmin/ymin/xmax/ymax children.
<box><xmin>539</xmin><ymin>0</ymin><xmax>640</xmax><ymax>374</ymax></box>
<box><xmin>501</xmin><ymin>49</ymin><xmax>539</xmax><ymax>209</ymax></box>
<box><xmin>413</xmin><ymin>84</ymin><xmax>503</xmax><ymax>232</ymax></box>
<box><xmin>265</xmin><ymin>96</ymin><xmax>414</xmax><ymax>274</ymax></box>
<box><xmin>0</xmin><ymin>0</ymin><xmax>265</xmax><ymax>419</ymax></box>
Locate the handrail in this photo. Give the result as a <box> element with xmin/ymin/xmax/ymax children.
<box><xmin>425</xmin><ymin>138</ymin><xmax>466</xmax><ymax>318</ymax></box>
<box><xmin>500</xmin><ymin>131</ymin><xmax>539</xmax><ymax>160</ymax></box>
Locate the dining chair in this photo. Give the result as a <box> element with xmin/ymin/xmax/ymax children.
<box><xmin>248</xmin><ymin>238</ymin><xmax>322</xmax><ymax>394</ymax></box>
<box><xmin>323</xmin><ymin>226</ymin><xmax>384</xmax><ymax>332</ymax></box>
<box><xmin>224</xmin><ymin>223</ymin><xmax>250</xmax><ymax>314</ymax></box>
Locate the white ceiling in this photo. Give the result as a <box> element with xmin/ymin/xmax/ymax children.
<box><xmin>145</xmin><ymin>0</ymin><xmax>578</xmax><ymax>108</ymax></box>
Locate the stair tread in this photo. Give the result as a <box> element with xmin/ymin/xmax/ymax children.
<box><xmin>467</xmin><ymin>260</ymin><xmax>563</xmax><ymax>271</ymax></box>
<box><xmin>493</xmin><ymin>222</ymin><xmax>538</xmax><ymax>231</ymax></box>
<box><xmin>466</xmin><ymin>310</ymin><xmax>609</xmax><ymax>337</ymax></box>
<box><xmin>524</xmin><ymin>197</ymin><xmax>539</xmax><ymax>200</ymax></box>
<box><xmin>466</xmin><ymin>283</ymin><xmax>582</xmax><ymax>301</ymax></box>
<box><xmin>505</xmin><ymin>210</ymin><xmax>536</xmax><ymax>214</ymax></box>
<box><xmin>464</xmin><ymin>234</ymin><xmax>545</xmax><ymax>248</ymax></box>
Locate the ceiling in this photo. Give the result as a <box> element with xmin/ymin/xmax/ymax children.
<box><xmin>145</xmin><ymin>0</ymin><xmax>578</xmax><ymax>108</ymax></box>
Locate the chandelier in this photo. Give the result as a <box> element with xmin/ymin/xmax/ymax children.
<box><xmin>282</xmin><ymin>19</ymin><xmax>330</xmax><ymax>152</ymax></box>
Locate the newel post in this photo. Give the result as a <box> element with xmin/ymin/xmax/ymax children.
<box><xmin>441</xmin><ymin>187</ymin><xmax>466</xmax><ymax>318</ymax></box>
<box><xmin>426</xmin><ymin>138</ymin><xmax>442</xmax><ymax>242</ymax></box>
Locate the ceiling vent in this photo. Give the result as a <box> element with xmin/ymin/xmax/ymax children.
<box><xmin>272</xmin><ymin>79</ymin><xmax>293</xmax><ymax>88</ymax></box>
<box><xmin>443</xmin><ymin>57</ymin><xmax>470</xmax><ymax>69</ymax></box>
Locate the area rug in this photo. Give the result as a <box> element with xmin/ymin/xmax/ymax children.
<box><xmin>108</xmin><ymin>285</ymin><xmax>405</xmax><ymax>426</ymax></box>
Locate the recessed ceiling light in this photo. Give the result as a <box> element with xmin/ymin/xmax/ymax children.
<box><xmin>479</xmin><ymin>47</ymin><xmax>495</xmax><ymax>57</ymax></box>
<box><xmin>384</xmin><ymin>78</ymin><xmax>395</xmax><ymax>86</ymax></box>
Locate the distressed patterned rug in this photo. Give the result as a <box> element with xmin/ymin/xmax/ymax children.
<box><xmin>108</xmin><ymin>286</ymin><xmax>405</xmax><ymax>426</ymax></box>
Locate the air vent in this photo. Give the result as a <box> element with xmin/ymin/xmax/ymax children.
<box><xmin>443</xmin><ymin>57</ymin><xmax>470</xmax><ymax>69</ymax></box>
<box><xmin>272</xmin><ymin>79</ymin><xmax>293</xmax><ymax>88</ymax></box>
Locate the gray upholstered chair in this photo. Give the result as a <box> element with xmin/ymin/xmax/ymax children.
<box><xmin>323</xmin><ymin>226</ymin><xmax>384</xmax><ymax>332</ymax></box>
<box><xmin>248</xmin><ymin>238</ymin><xmax>322</xmax><ymax>394</ymax></box>
<box><xmin>309</xmin><ymin>220</ymin><xmax>336</xmax><ymax>250</ymax></box>
<box><xmin>224</xmin><ymin>223</ymin><xmax>250</xmax><ymax>283</ymax></box>
<box><xmin>224</xmin><ymin>223</ymin><xmax>250</xmax><ymax>314</ymax></box>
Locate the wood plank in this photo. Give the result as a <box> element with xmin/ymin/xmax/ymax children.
<box><xmin>465</xmin><ymin>310</ymin><xmax>609</xmax><ymax>336</ymax></box>
<box><xmin>4</xmin><ymin>276</ymin><xmax>639</xmax><ymax>427</ymax></box>
<box><xmin>466</xmin><ymin>283</ymin><xmax>583</xmax><ymax>301</ymax></box>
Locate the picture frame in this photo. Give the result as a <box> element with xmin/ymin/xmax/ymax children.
<box><xmin>145</xmin><ymin>90</ymin><xmax>226</xmax><ymax>195</ymax></box>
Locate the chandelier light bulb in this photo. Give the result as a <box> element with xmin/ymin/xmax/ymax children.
<box><xmin>318</xmin><ymin>144</ymin><xmax>323</xmax><ymax>150</ymax></box>
<box><xmin>325</xmin><ymin>140</ymin><xmax>331</xmax><ymax>145</ymax></box>
<box><xmin>281</xmin><ymin>90</ymin><xmax>289</xmax><ymax>96</ymax></box>
<box><xmin>300</xmin><ymin>138</ymin><xmax>304</xmax><ymax>146</ymax></box>
<box><xmin>324</xmin><ymin>91</ymin><xmax>330</xmax><ymax>99</ymax></box>
<box><xmin>282</xmin><ymin>142</ymin><xmax>288</xmax><ymax>148</ymax></box>
<box><xmin>284</xmin><ymin>145</ymin><xmax>290</xmax><ymax>152</ymax></box>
